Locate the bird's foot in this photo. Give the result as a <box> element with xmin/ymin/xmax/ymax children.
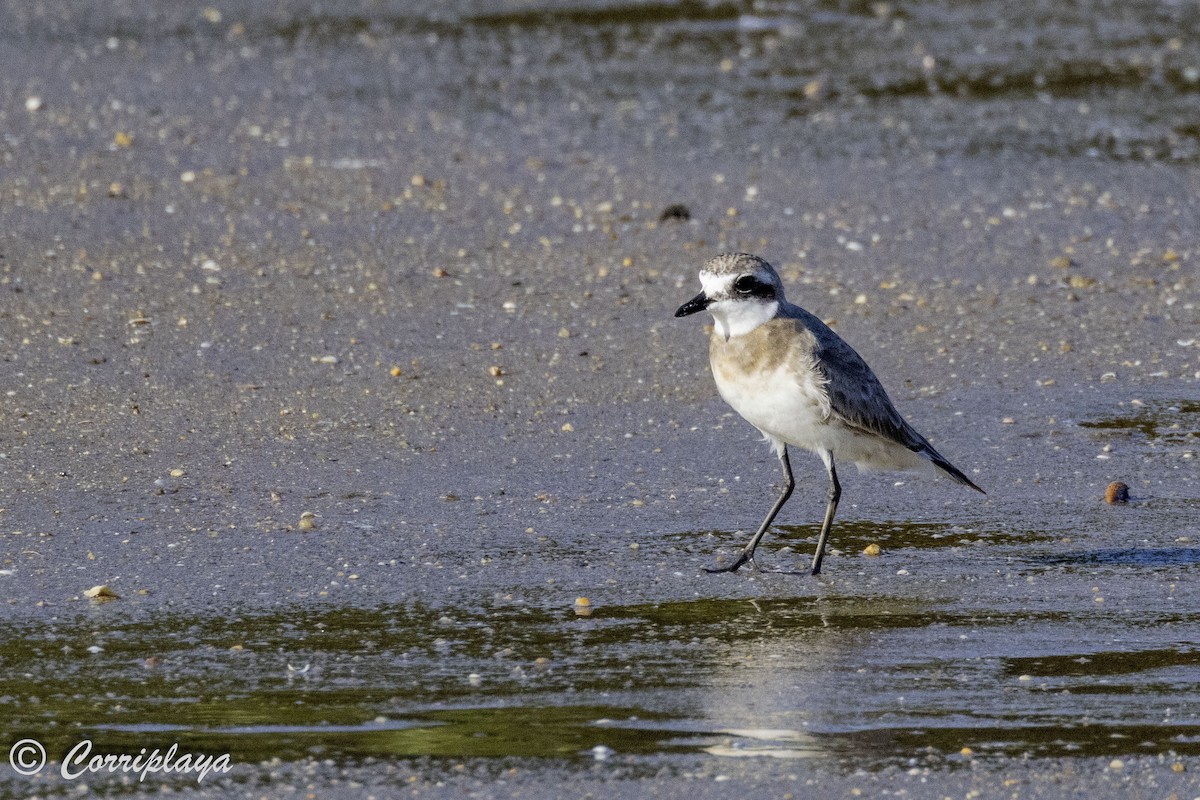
<box><xmin>706</xmin><ymin>552</ymin><xmax>821</xmax><ymax>576</ymax></box>
<box><xmin>704</xmin><ymin>552</ymin><xmax>755</xmax><ymax>573</ymax></box>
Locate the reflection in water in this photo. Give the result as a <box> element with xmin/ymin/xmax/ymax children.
<box><xmin>692</xmin><ymin>598</ymin><xmax>842</xmax><ymax>761</ymax></box>
<box><xmin>5</xmin><ymin>579</ymin><xmax>1200</xmax><ymax>773</ymax></box>
<box><xmin>690</xmin><ymin>592</ymin><xmax>1200</xmax><ymax>764</ymax></box>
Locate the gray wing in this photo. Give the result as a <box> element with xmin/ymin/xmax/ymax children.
<box><xmin>783</xmin><ymin>305</ymin><xmax>922</xmax><ymax>447</ymax></box>
<box><xmin>815</xmin><ymin>332</ymin><xmax>925</xmax><ymax>448</ymax></box>
<box><xmin>794</xmin><ymin>308</ymin><xmax>984</xmax><ymax>492</ymax></box>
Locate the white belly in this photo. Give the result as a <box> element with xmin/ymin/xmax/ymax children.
<box><xmin>713</xmin><ymin>361</ymin><xmax>827</xmax><ymax>449</ymax></box>
<box><xmin>712</xmin><ymin>360</ymin><xmax>929</xmax><ymax>472</ymax></box>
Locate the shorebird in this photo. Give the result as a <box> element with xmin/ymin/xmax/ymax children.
<box><xmin>675</xmin><ymin>253</ymin><xmax>984</xmax><ymax>575</ymax></box>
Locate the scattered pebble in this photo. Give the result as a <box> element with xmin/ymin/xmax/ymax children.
<box><xmin>1105</xmin><ymin>481</ymin><xmax>1130</xmax><ymax>504</ymax></box>
<box><xmin>25</xmin><ymin>95</ymin><xmax>43</xmax><ymax>112</ymax></box>
<box><xmin>591</xmin><ymin>744</ymin><xmax>613</xmax><ymax>761</ymax></box>
<box><xmin>658</xmin><ymin>203</ymin><xmax>690</xmax><ymax>222</ymax></box>
<box><xmin>467</xmin><ymin>673</ymin><xmax>482</xmax><ymax>687</ymax></box>
<box><xmin>83</xmin><ymin>585</ymin><xmax>119</xmax><ymax>601</ymax></box>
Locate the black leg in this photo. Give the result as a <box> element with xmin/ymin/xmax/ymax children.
<box><xmin>810</xmin><ymin>454</ymin><xmax>840</xmax><ymax>575</ymax></box>
<box><xmin>706</xmin><ymin>448</ymin><xmax>795</xmax><ymax>573</ymax></box>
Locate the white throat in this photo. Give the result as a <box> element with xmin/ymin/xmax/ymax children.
<box><xmin>708</xmin><ymin>297</ymin><xmax>779</xmax><ymax>340</ymax></box>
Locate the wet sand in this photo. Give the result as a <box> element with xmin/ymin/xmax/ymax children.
<box><xmin>2</xmin><ymin>1</ymin><xmax>1199</xmax><ymax>797</ymax></box>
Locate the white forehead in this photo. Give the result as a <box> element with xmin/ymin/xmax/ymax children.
<box><xmin>698</xmin><ymin>270</ymin><xmax>735</xmax><ymax>295</ymax></box>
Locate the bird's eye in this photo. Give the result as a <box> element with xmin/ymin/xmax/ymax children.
<box><xmin>734</xmin><ymin>275</ymin><xmax>757</xmax><ymax>294</ymax></box>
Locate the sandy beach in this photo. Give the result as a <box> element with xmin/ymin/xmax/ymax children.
<box><xmin>2</xmin><ymin>1</ymin><xmax>1199</xmax><ymax>796</ymax></box>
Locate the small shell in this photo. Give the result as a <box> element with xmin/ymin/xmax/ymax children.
<box><xmin>1105</xmin><ymin>482</ymin><xmax>1130</xmax><ymax>504</ymax></box>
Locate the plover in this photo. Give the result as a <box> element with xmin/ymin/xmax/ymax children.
<box><xmin>675</xmin><ymin>253</ymin><xmax>984</xmax><ymax>575</ymax></box>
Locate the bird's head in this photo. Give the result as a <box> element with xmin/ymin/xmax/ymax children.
<box><xmin>674</xmin><ymin>253</ymin><xmax>785</xmax><ymax>340</ymax></box>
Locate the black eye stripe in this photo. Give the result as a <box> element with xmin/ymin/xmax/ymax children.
<box><xmin>733</xmin><ymin>275</ymin><xmax>775</xmax><ymax>299</ymax></box>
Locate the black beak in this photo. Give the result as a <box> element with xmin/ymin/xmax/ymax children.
<box><xmin>674</xmin><ymin>291</ymin><xmax>710</xmax><ymax>318</ymax></box>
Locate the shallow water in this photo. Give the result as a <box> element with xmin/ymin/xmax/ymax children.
<box><xmin>5</xmin><ymin>504</ymin><xmax>1200</xmax><ymax>779</ymax></box>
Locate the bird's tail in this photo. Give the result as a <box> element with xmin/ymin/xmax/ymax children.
<box><xmin>932</xmin><ymin>452</ymin><xmax>985</xmax><ymax>494</ymax></box>
<box><xmin>916</xmin><ymin>443</ymin><xmax>985</xmax><ymax>494</ymax></box>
